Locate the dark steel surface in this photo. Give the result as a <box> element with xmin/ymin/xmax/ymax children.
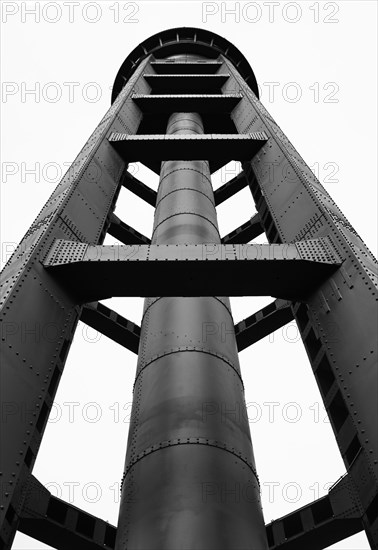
<box><xmin>121</xmin><ymin>171</ymin><xmax>157</xmax><ymax>207</ymax></box>
<box><xmin>109</xmin><ymin>131</ymin><xmax>268</xmax><ymax>175</ymax></box>
<box><xmin>150</xmin><ymin>61</ymin><xmax>223</xmax><ymax>74</ymax></box>
<box><xmin>80</xmin><ymin>302</ymin><xmax>140</xmax><ymax>354</ymax></box>
<box><xmin>214</xmin><ymin>170</ymin><xmax>249</xmax><ymax>206</ymax></box>
<box><xmin>1</xmin><ymin>24</ymin><xmax>377</xmax><ymax>550</ymax></box>
<box><xmin>115</xmin><ymin>111</ymin><xmax>268</xmax><ymax>549</ymax></box>
<box><xmin>132</xmin><ymin>92</ymin><xmax>242</xmax><ymax>113</ymax></box>
<box><xmin>18</xmin><ymin>475</ymin><xmax>116</xmax><ymax>550</ymax></box>
<box><xmin>144</xmin><ymin>73</ymin><xmax>230</xmax><ymax>94</ymax></box>
<box><xmin>42</xmin><ymin>239</ymin><xmax>342</xmax><ymax>303</ymax></box>
<box><xmin>0</xmin><ymin>54</ymin><xmax>151</xmax><ymax>550</ymax></box>
<box><xmin>111</xmin><ymin>27</ymin><xmax>259</xmax><ymax>103</ymax></box>
<box><xmin>265</xmin><ymin>474</ymin><xmax>363</xmax><ymax>549</ymax></box>
<box><xmin>221</xmin><ymin>213</ymin><xmax>264</xmax><ymax>244</ymax></box>
<box><xmin>107</xmin><ymin>212</ymin><xmax>151</xmax><ymax>245</ymax></box>
<box><xmin>220</xmin><ymin>54</ymin><xmax>378</xmax><ymax>546</ymax></box>
<box><xmin>235</xmin><ymin>299</ymin><xmax>294</xmax><ymax>352</ymax></box>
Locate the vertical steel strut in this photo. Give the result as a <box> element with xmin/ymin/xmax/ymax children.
<box><xmin>115</xmin><ymin>110</ymin><xmax>268</xmax><ymax>549</ymax></box>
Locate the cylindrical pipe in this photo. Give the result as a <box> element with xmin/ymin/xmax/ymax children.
<box><xmin>115</xmin><ymin>111</ymin><xmax>267</xmax><ymax>549</ymax></box>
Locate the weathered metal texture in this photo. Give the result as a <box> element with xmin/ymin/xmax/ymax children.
<box><xmin>18</xmin><ymin>475</ymin><xmax>116</xmax><ymax>550</ymax></box>
<box><xmin>109</xmin><ymin>131</ymin><xmax>268</xmax><ymax>175</ymax></box>
<box><xmin>115</xmin><ymin>110</ymin><xmax>268</xmax><ymax>549</ymax></box>
<box><xmin>0</xmin><ymin>54</ymin><xmax>152</xmax><ymax>550</ymax></box>
<box><xmin>221</xmin><ymin>54</ymin><xmax>378</xmax><ymax>546</ymax></box>
<box><xmin>265</xmin><ymin>474</ymin><xmax>363</xmax><ymax>549</ymax></box>
<box><xmin>42</xmin><ymin>238</ymin><xmax>342</xmax><ymax>303</ymax></box>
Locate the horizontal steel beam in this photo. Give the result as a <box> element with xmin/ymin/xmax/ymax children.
<box><xmin>122</xmin><ymin>171</ymin><xmax>157</xmax><ymax>206</ymax></box>
<box><xmin>43</xmin><ymin>238</ymin><xmax>342</xmax><ymax>303</ymax></box>
<box><xmin>19</xmin><ymin>475</ymin><xmax>116</xmax><ymax>550</ymax></box>
<box><xmin>143</xmin><ymin>73</ymin><xmax>230</xmax><ymax>93</ymax></box>
<box><xmin>109</xmin><ymin>132</ymin><xmax>269</xmax><ymax>174</ymax></box>
<box><xmin>214</xmin><ymin>170</ymin><xmax>249</xmax><ymax>206</ymax></box>
<box><xmin>107</xmin><ymin>213</ymin><xmax>151</xmax><ymax>245</ymax></box>
<box><xmin>81</xmin><ymin>301</ymin><xmax>140</xmax><ymax>353</ymax></box>
<box><xmin>149</xmin><ymin>61</ymin><xmax>223</xmax><ymax>74</ymax></box>
<box><xmin>265</xmin><ymin>474</ymin><xmax>363</xmax><ymax>549</ymax></box>
<box><xmin>235</xmin><ymin>299</ymin><xmax>293</xmax><ymax>351</ymax></box>
<box><xmin>132</xmin><ymin>93</ymin><xmax>242</xmax><ymax>114</ymax></box>
<box><xmin>221</xmin><ymin>213</ymin><xmax>264</xmax><ymax>244</ymax></box>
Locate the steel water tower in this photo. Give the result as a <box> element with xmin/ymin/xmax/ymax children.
<box><xmin>1</xmin><ymin>27</ymin><xmax>377</xmax><ymax>550</ymax></box>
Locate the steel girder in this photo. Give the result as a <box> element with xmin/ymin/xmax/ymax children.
<box><xmin>109</xmin><ymin>131</ymin><xmax>268</xmax><ymax>174</ymax></box>
<box><xmin>18</xmin><ymin>475</ymin><xmax>116</xmax><ymax>550</ymax></box>
<box><xmin>0</xmin><ymin>54</ymin><xmax>152</xmax><ymax>550</ymax></box>
<box><xmin>220</xmin><ymin>54</ymin><xmax>378</xmax><ymax>547</ymax></box>
<box><xmin>265</xmin><ymin>474</ymin><xmax>363</xmax><ymax>549</ymax></box>
<box><xmin>42</xmin><ymin>239</ymin><xmax>342</xmax><ymax>303</ymax></box>
<box><xmin>221</xmin><ymin>213</ymin><xmax>264</xmax><ymax>244</ymax></box>
<box><xmin>80</xmin><ymin>302</ymin><xmax>140</xmax><ymax>354</ymax></box>
<box><xmin>15</xmin><ymin>473</ymin><xmax>366</xmax><ymax>550</ymax></box>
<box><xmin>143</xmin><ymin>73</ymin><xmax>230</xmax><ymax>93</ymax></box>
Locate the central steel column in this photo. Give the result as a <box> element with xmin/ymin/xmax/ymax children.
<box><xmin>115</xmin><ymin>111</ymin><xmax>268</xmax><ymax>549</ymax></box>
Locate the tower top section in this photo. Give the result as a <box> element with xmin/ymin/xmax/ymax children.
<box><xmin>111</xmin><ymin>26</ymin><xmax>259</xmax><ymax>103</ymax></box>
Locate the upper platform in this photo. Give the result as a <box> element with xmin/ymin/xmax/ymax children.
<box><xmin>111</xmin><ymin>27</ymin><xmax>259</xmax><ymax>103</ymax></box>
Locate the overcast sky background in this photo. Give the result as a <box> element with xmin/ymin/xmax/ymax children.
<box><xmin>1</xmin><ymin>1</ymin><xmax>377</xmax><ymax>548</ymax></box>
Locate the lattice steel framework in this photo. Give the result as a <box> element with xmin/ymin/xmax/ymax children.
<box><xmin>1</xmin><ymin>27</ymin><xmax>377</xmax><ymax>550</ymax></box>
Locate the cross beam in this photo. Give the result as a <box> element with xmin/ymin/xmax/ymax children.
<box><xmin>143</xmin><ymin>73</ymin><xmax>230</xmax><ymax>93</ymax></box>
<box><xmin>214</xmin><ymin>171</ymin><xmax>249</xmax><ymax>206</ymax></box>
<box><xmin>265</xmin><ymin>474</ymin><xmax>363</xmax><ymax>549</ymax></box>
<box><xmin>107</xmin><ymin>213</ymin><xmax>151</xmax><ymax>245</ymax></box>
<box><xmin>132</xmin><ymin>93</ymin><xmax>242</xmax><ymax>113</ymax></box>
<box><xmin>235</xmin><ymin>299</ymin><xmax>293</xmax><ymax>351</ymax></box>
<box><xmin>149</xmin><ymin>61</ymin><xmax>223</xmax><ymax>74</ymax></box>
<box><xmin>18</xmin><ymin>475</ymin><xmax>116</xmax><ymax>550</ymax></box>
<box><xmin>80</xmin><ymin>302</ymin><xmax>140</xmax><ymax>353</ymax></box>
<box><xmin>42</xmin><ymin>238</ymin><xmax>342</xmax><ymax>303</ymax></box>
<box><xmin>221</xmin><ymin>213</ymin><xmax>264</xmax><ymax>244</ymax></box>
<box><xmin>82</xmin><ymin>299</ymin><xmax>294</xmax><ymax>355</ymax></box>
<box><xmin>121</xmin><ymin>171</ymin><xmax>157</xmax><ymax>207</ymax></box>
<box><xmin>109</xmin><ymin>132</ymin><xmax>268</xmax><ymax>174</ymax></box>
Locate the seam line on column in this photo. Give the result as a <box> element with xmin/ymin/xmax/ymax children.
<box><xmin>155</xmin><ymin>188</ymin><xmax>215</xmax><ymax>209</ymax></box>
<box><xmin>122</xmin><ymin>439</ymin><xmax>259</xmax><ymax>490</ymax></box>
<box><xmin>141</xmin><ymin>296</ymin><xmax>234</xmax><ymax>324</ymax></box>
<box><xmin>169</xmin><ymin>127</ymin><xmax>203</xmax><ymax>134</ymax></box>
<box><xmin>159</xmin><ymin>167</ymin><xmax>212</xmax><ymax>185</ymax></box>
<box><xmin>134</xmin><ymin>347</ymin><xmax>243</xmax><ymax>389</ymax></box>
<box><xmin>161</xmin><ymin>159</ymin><xmax>210</xmax><ymax>169</ymax></box>
<box><xmin>152</xmin><ymin>212</ymin><xmax>221</xmax><ymax>239</ymax></box>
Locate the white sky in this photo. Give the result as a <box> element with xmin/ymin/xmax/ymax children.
<box><xmin>1</xmin><ymin>1</ymin><xmax>377</xmax><ymax>549</ymax></box>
